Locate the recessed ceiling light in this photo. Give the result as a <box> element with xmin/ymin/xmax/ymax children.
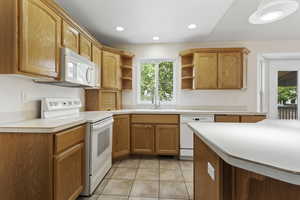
<box><xmin>116</xmin><ymin>26</ymin><xmax>125</xmax><ymax>32</ymax></box>
<box><xmin>188</xmin><ymin>24</ymin><xmax>197</xmax><ymax>29</ymax></box>
<box><xmin>249</xmin><ymin>0</ymin><xmax>299</xmax><ymax>24</ymax></box>
<box><xmin>152</xmin><ymin>36</ymin><xmax>160</xmax><ymax>41</ymax></box>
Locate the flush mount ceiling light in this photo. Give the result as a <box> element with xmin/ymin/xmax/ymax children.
<box><xmin>188</xmin><ymin>24</ymin><xmax>197</xmax><ymax>29</ymax></box>
<box><xmin>115</xmin><ymin>26</ymin><xmax>125</xmax><ymax>32</ymax></box>
<box><xmin>152</xmin><ymin>36</ymin><xmax>160</xmax><ymax>41</ymax></box>
<box><xmin>249</xmin><ymin>0</ymin><xmax>299</xmax><ymax>24</ymax></box>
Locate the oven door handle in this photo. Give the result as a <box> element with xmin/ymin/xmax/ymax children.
<box><xmin>92</xmin><ymin>119</ymin><xmax>114</xmax><ymax>130</ymax></box>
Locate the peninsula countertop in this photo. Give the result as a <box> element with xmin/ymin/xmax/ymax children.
<box><xmin>188</xmin><ymin>119</ymin><xmax>300</xmax><ymax>185</ymax></box>
<box><xmin>0</xmin><ymin>109</ymin><xmax>266</xmax><ymax>133</ymax></box>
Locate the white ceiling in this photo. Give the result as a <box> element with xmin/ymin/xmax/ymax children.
<box><xmin>55</xmin><ymin>0</ymin><xmax>300</xmax><ymax>45</ymax></box>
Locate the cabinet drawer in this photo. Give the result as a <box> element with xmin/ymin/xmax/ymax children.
<box><xmin>131</xmin><ymin>115</ymin><xmax>179</xmax><ymax>124</ymax></box>
<box><xmin>240</xmin><ymin>115</ymin><xmax>266</xmax><ymax>123</ymax></box>
<box><xmin>54</xmin><ymin>125</ymin><xmax>85</xmax><ymax>154</ymax></box>
<box><xmin>215</xmin><ymin>115</ymin><xmax>240</xmax><ymax>123</ymax></box>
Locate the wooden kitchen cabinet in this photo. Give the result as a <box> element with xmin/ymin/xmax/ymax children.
<box><xmin>80</xmin><ymin>35</ymin><xmax>92</xmax><ymax>60</ymax></box>
<box><xmin>215</xmin><ymin>115</ymin><xmax>240</xmax><ymax>123</ymax></box>
<box><xmin>62</xmin><ymin>21</ymin><xmax>80</xmax><ymax>53</ymax></box>
<box><xmin>180</xmin><ymin>48</ymin><xmax>249</xmax><ymax>90</ymax></box>
<box><xmin>102</xmin><ymin>51</ymin><xmax>121</xmax><ymax>89</ymax></box>
<box><xmin>130</xmin><ymin>115</ymin><xmax>180</xmax><ymax>156</ymax></box>
<box><xmin>131</xmin><ymin>124</ymin><xmax>155</xmax><ymax>155</ymax></box>
<box><xmin>54</xmin><ymin>143</ymin><xmax>84</xmax><ymax>200</ymax></box>
<box><xmin>194</xmin><ymin>134</ymin><xmax>223</xmax><ymax>200</ymax></box>
<box><xmin>0</xmin><ymin>124</ymin><xmax>86</xmax><ymax>200</ymax></box>
<box><xmin>19</xmin><ymin>0</ymin><xmax>61</xmax><ymax>78</ymax></box>
<box><xmin>113</xmin><ymin>115</ymin><xmax>130</xmax><ymax>159</ymax></box>
<box><xmin>194</xmin><ymin>53</ymin><xmax>218</xmax><ymax>89</ymax></box>
<box><xmin>85</xmin><ymin>89</ymin><xmax>122</xmax><ymax>111</ymax></box>
<box><xmin>155</xmin><ymin>125</ymin><xmax>179</xmax><ymax>155</ymax></box>
<box><xmin>240</xmin><ymin>115</ymin><xmax>266</xmax><ymax>123</ymax></box>
<box><xmin>218</xmin><ymin>52</ymin><xmax>242</xmax><ymax>89</ymax></box>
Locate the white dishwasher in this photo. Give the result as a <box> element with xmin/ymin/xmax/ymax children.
<box><xmin>180</xmin><ymin>115</ymin><xmax>215</xmax><ymax>160</ymax></box>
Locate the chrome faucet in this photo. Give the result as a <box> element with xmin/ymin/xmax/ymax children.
<box><xmin>151</xmin><ymin>88</ymin><xmax>160</xmax><ymax>109</ymax></box>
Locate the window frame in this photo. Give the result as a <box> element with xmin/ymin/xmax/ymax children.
<box><xmin>137</xmin><ymin>58</ymin><xmax>177</xmax><ymax>105</ymax></box>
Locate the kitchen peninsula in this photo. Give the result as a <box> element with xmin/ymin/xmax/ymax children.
<box><xmin>189</xmin><ymin>120</ymin><xmax>300</xmax><ymax>200</ymax></box>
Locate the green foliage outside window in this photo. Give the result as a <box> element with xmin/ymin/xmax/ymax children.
<box><xmin>140</xmin><ymin>63</ymin><xmax>155</xmax><ymax>101</ymax></box>
<box><xmin>278</xmin><ymin>86</ymin><xmax>297</xmax><ymax>105</ymax></box>
<box><xmin>159</xmin><ymin>62</ymin><xmax>174</xmax><ymax>102</ymax></box>
<box><xmin>140</xmin><ymin>61</ymin><xmax>174</xmax><ymax>103</ymax></box>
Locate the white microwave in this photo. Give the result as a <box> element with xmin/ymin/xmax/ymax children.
<box><xmin>61</xmin><ymin>48</ymin><xmax>100</xmax><ymax>88</ymax></box>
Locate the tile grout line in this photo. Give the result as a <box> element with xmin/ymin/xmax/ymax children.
<box><xmin>179</xmin><ymin>161</ymin><xmax>191</xmax><ymax>200</ymax></box>
<box><xmin>127</xmin><ymin>159</ymin><xmax>140</xmax><ymax>199</ymax></box>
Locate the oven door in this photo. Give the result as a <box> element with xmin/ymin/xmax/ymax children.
<box><xmin>90</xmin><ymin>117</ymin><xmax>113</xmax><ymax>192</ymax></box>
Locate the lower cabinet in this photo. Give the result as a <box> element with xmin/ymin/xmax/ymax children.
<box><xmin>215</xmin><ymin>115</ymin><xmax>266</xmax><ymax>123</ymax></box>
<box><xmin>155</xmin><ymin>125</ymin><xmax>179</xmax><ymax>155</ymax></box>
<box><xmin>113</xmin><ymin>115</ymin><xmax>130</xmax><ymax>159</ymax></box>
<box><xmin>130</xmin><ymin>115</ymin><xmax>180</xmax><ymax>156</ymax></box>
<box><xmin>54</xmin><ymin>143</ymin><xmax>85</xmax><ymax>200</ymax></box>
<box><xmin>131</xmin><ymin>124</ymin><xmax>155</xmax><ymax>154</ymax></box>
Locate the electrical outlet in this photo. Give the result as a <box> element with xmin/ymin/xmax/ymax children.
<box><xmin>207</xmin><ymin>162</ymin><xmax>215</xmax><ymax>181</ymax></box>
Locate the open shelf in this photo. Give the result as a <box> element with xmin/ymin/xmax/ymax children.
<box><xmin>121</xmin><ymin>55</ymin><xmax>134</xmax><ymax>90</ymax></box>
<box><xmin>181</xmin><ymin>53</ymin><xmax>194</xmax><ymax>89</ymax></box>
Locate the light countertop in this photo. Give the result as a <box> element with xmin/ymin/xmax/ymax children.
<box><xmin>0</xmin><ymin>109</ymin><xmax>266</xmax><ymax>133</ymax></box>
<box><xmin>188</xmin><ymin>119</ymin><xmax>300</xmax><ymax>185</ymax></box>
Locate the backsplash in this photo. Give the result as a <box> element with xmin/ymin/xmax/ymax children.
<box><xmin>0</xmin><ymin>76</ymin><xmax>84</xmax><ymax>123</ymax></box>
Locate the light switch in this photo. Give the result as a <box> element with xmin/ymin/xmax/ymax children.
<box><xmin>207</xmin><ymin>162</ymin><xmax>215</xmax><ymax>181</ymax></box>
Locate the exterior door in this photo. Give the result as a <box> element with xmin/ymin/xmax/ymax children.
<box><xmin>194</xmin><ymin>53</ymin><xmax>218</xmax><ymax>89</ymax></box>
<box><xmin>20</xmin><ymin>0</ymin><xmax>61</xmax><ymax>78</ymax></box>
<box><xmin>218</xmin><ymin>52</ymin><xmax>242</xmax><ymax>89</ymax></box>
<box><xmin>269</xmin><ymin>61</ymin><xmax>300</xmax><ymax>119</ymax></box>
<box><xmin>131</xmin><ymin>124</ymin><xmax>155</xmax><ymax>154</ymax></box>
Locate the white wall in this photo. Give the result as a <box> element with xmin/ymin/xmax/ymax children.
<box><xmin>116</xmin><ymin>40</ymin><xmax>300</xmax><ymax>111</ymax></box>
<box><xmin>0</xmin><ymin>76</ymin><xmax>84</xmax><ymax>123</ymax></box>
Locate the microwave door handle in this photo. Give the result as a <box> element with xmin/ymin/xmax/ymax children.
<box><xmin>86</xmin><ymin>68</ymin><xmax>92</xmax><ymax>84</ymax></box>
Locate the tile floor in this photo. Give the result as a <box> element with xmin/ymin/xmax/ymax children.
<box><xmin>78</xmin><ymin>157</ymin><xmax>193</xmax><ymax>200</ymax></box>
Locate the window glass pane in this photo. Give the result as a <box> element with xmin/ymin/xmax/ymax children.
<box><xmin>140</xmin><ymin>63</ymin><xmax>155</xmax><ymax>102</ymax></box>
<box><xmin>278</xmin><ymin>71</ymin><xmax>298</xmax><ymax>119</ymax></box>
<box><xmin>158</xmin><ymin>61</ymin><xmax>174</xmax><ymax>102</ymax></box>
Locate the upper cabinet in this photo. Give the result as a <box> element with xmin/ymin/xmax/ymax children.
<box><xmin>62</xmin><ymin>21</ymin><xmax>80</xmax><ymax>53</ymax></box>
<box><xmin>102</xmin><ymin>50</ymin><xmax>121</xmax><ymax>89</ymax></box>
<box><xmin>218</xmin><ymin>52</ymin><xmax>242</xmax><ymax>89</ymax></box>
<box><xmin>0</xmin><ymin>0</ymin><xmax>134</xmax><ymax>82</ymax></box>
<box><xmin>180</xmin><ymin>48</ymin><xmax>249</xmax><ymax>90</ymax></box>
<box><xmin>80</xmin><ymin>35</ymin><xmax>92</xmax><ymax>60</ymax></box>
<box><xmin>19</xmin><ymin>0</ymin><xmax>61</xmax><ymax>78</ymax></box>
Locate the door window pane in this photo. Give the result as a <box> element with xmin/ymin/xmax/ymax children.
<box><xmin>278</xmin><ymin>71</ymin><xmax>298</xmax><ymax>119</ymax></box>
<box><xmin>140</xmin><ymin>63</ymin><xmax>155</xmax><ymax>102</ymax></box>
<box><xmin>159</xmin><ymin>61</ymin><xmax>174</xmax><ymax>102</ymax></box>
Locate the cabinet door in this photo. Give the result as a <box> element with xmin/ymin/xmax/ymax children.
<box><xmin>218</xmin><ymin>52</ymin><xmax>242</xmax><ymax>89</ymax></box>
<box><xmin>155</xmin><ymin>125</ymin><xmax>179</xmax><ymax>155</ymax></box>
<box><xmin>102</xmin><ymin>51</ymin><xmax>120</xmax><ymax>89</ymax></box>
<box><xmin>194</xmin><ymin>53</ymin><xmax>218</xmax><ymax>89</ymax></box>
<box><xmin>20</xmin><ymin>0</ymin><xmax>61</xmax><ymax>78</ymax></box>
<box><xmin>240</xmin><ymin>115</ymin><xmax>266</xmax><ymax>123</ymax></box>
<box><xmin>54</xmin><ymin>143</ymin><xmax>85</xmax><ymax>200</ymax></box>
<box><xmin>62</xmin><ymin>21</ymin><xmax>79</xmax><ymax>53</ymax></box>
<box><xmin>113</xmin><ymin>115</ymin><xmax>130</xmax><ymax>159</ymax></box>
<box><xmin>80</xmin><ymin>35</ymin><xmax>92</xmax><ymax>60</ymax></box>
<box><xmin>99</xmin><ymin>90</ymin><xmax>117</xmax><ymax>111</ymax></box>
<box><xmin>215</xmin><ymin>115</ymin><xmax>240</xmax><ymax>123</ymax></box>
<box><xmin>92</xmin><ymin>45</ymin><xmax>102</xmax><ymax>87</ymax></box>
<box><xmin>131</xmin><ymin>124</ymin><xmax>155</xmax><ymax>155</ymax></box>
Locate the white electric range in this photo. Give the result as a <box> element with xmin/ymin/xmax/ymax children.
<box><xmin>41</xmin><ymin>98</ymin><xmax>113</xmax><ymax>196</ymax></box>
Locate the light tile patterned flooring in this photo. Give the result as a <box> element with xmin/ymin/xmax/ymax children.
<box><xmin>78</xmin><ymin>157</ymin><xmax>193</xmax><ymax>200</ymax></box>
